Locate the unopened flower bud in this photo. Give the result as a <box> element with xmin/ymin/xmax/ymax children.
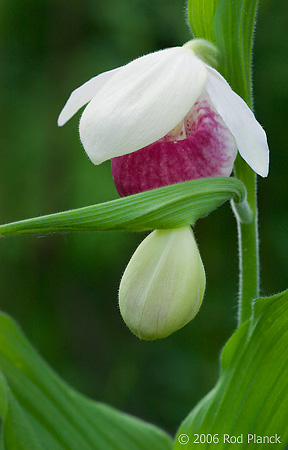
<box><xmin>119</xmin><ymin>226</ymin><xmax>206</xmax><ymax>340</ymax></box>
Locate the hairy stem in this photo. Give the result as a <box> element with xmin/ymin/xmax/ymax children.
<box><xmin>234</xmin><ymin>155</ymin><xmax>259</xmax><ymax>325</ymax></box>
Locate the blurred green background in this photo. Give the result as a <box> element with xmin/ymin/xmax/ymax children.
<box><xmin>0</xmin><ymin>0</ymin><xmax>287</xmax><ymax>436</ymax></box>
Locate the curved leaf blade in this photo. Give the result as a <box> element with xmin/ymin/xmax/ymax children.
<box><xmin>0</xmin><ymin>313</ymin><xmax>172</xmax><ymax>450</ymax></box>
<box><xmin>0</xmin><ymin>178</ymin><xmax>245</xmax><ymax>236</ymax></box>
<box><xmin>174</xmin><ymin>290</ymin><xmax>288</xmax><ymax>449</ymax></box>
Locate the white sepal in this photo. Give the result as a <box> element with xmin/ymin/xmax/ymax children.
<box><xmin>206</xmin><ymin>66</ymin><xmax>269</xmax><ymax>177</ymax></box>
<box><xmin>119</xmin><ymin>227</ymin><xmax>206</xmax><ymax>340</ymax></box>
<box><xmin>79</xmin><ymin>47</ymin><xmax>207</xmax><ymax>164</ymax></box>
<box><xmin>57</xmin><ymin>68</ymin><xmax>119</xmax><ymax>126</ymax></box>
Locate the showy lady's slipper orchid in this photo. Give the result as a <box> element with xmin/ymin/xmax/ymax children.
<box><xmin>119</xmin><ymin>226</ymin><xmax>206</xmax><ymax>340</ymax></box>
<box><xmin>57</xmin><ymin>40</ymin><xmax>269</xmax><ymax>339</ymax></box>
<box><xmin>58</xmin><ymin>40</ymin><xmax>269</xmax><ymax>197</ymax></box>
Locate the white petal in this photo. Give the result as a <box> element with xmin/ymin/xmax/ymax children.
<box><xmin>79</xmin><ymin>47</ymin><xmax>207</xmax><ymax>164</ymax></box>
<box><xmin>205</xmin><ymin>67</ymin><xmax>269</xmax><ymax>177</ymax></box>
<box><xmin>57</xmin><ymin>68</ymin><xmax>119</xmax><ymax>126</ymax></box>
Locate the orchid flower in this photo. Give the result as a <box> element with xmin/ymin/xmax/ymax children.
<box><xmin>57</xmin><ymin>40</ymin><xmax>269</xmax><ymax>339</ymax></box>
<box><xmin>58</xmin><ymin>40</ymin><xmax>269</xmax><ymax>197</ymax></box>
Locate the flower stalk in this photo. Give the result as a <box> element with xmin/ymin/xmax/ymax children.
<box><xmin>221</xmin><ymin>25</ymin><xmax>261</xmax><ymax>326</ymax></box>
<box><xmin>234</xmin><ymin>156</ymin><xmax>259</xmax><ymax>325</ymax></box>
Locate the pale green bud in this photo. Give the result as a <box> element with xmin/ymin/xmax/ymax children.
<box><xmin>183</xmin><ymin>39</ymin><xmax>219</xmax><ymax>68</ymax></box>
<box><xmin>119</xmin><ymin>226</ymin><xmax>206</xmax><ymax>340</ymax></box>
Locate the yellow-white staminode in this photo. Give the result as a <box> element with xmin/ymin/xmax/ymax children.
<box><xmin>119</xmin><ymin>226</ymin><xmax>206</xmax><ymax>340</ymax></box>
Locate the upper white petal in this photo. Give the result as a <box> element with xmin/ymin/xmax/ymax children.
<box><xmin>79</xmin><ymin>47</ymin><xmax>207</xmax><ymax>164</ymax></box>
<box><xmin>57</xmin><ymin>68</ymin><xmax>119</xmax><ymax>126</ymax></box>
<box><xmin>205</xmin><ymin>66</ymin><xmax>269</xmax><ymax>177</ymax></box>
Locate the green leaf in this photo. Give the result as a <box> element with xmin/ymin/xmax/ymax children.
<box><xmin>0</xmin><ymin>177</ymin><xmax>245</xmax><ymax>236</ymax></box>
<box><xmin>187</xmin><ymin>0</ymin><xmax>219</xmax><ymax>43</ymax></box>
<box><xmin>213</xmin><ymin>0</ymin><xmax>258</xmax><ymax>105</ymax></box>
<box><xmin>0</xmin><ymin>312</ymin><xmax>172</xmax><ymax>450</ymax></box>
<box><xmin>174</xmin><ymin>290</ymin><xmax>288</xmax><ymax>449</ymax></box>
<box><xmin>188</xmin><ymin>0</ymin><xmax>258</xmax><ymax>106</ymax></box>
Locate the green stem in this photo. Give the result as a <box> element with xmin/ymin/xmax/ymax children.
<box><xmin>233</xmin><ymin>155</ymin><xmax>259</xmax><ymax>325</ymax></box>
<box><xmin>211</xmin><ymin>0</ymin><xmax>260</xmax><ymax>327</ymax></box>
<box><xmin>187</xmin><ymin>0</ymin><xmax>261</xmax><ymax>326</ymax></box>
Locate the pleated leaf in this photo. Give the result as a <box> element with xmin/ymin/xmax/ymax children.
<box><xmin>213</xmin><ymin>0</ymin><xmax>258</xmax><ymax>104</ymax></box>
<box><xmin>187</xmin><ymin>0</ymin><xmax>257</xmax><ymax>106</ymax></box>
<box><xmin>0</xmin><ymin>177</ymin><xmax>245</xmax><ymax>236</ymax></box>
<box><xmin>174</xmin><ymin>290</ymin><xmax>288</xmax><ymax>449</ymax></box>
<box><xmin>0</xmin><ymin>313</ymin><xmax>172</xmax><ymax>450</ymax></box>
<box><xmin>187</xmin><ymin>0</ymin><xmax>219</xmax><ymax>43</ymax></box>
